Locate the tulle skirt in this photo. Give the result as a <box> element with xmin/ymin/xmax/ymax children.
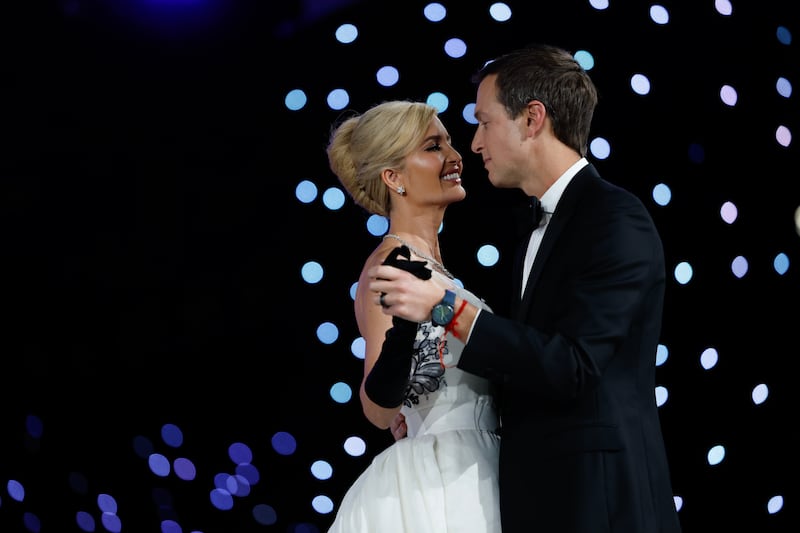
<box><xmin>327</xmin><ymin>428</ymin><xmax>501</xmax><ymax>533</ymax></box>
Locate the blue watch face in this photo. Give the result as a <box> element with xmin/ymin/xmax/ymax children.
<box><xmin>432</xmin><ymin>304</ymin><xmax>454</xmax><ymax>326</ymax></box>
<box><xmin>432</xmin><ymin>290</ymin><xmax>456</xmax><ymax>326</ymax></box>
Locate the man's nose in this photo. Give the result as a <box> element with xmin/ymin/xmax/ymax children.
<box><xmin>471</xmin><ymin>129</ymin><xmax>482</xmax><ymax>154</ymax></box>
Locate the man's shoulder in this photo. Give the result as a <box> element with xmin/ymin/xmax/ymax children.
<box><xmin>577</xmin><ymin>166</ymin><xmax>643</xmax><ymax>204</ymax></box>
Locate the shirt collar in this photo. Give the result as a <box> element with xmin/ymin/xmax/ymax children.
<box><xmin>540</xmin><ymin>157</ymin><xmax>587</xmax><ymax>214</ymax></box>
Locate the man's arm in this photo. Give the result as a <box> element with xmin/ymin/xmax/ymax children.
<box><xmin>367</xmin><ymin>264</ymin><xmax>479</xmax><ymax>342</ymax></box>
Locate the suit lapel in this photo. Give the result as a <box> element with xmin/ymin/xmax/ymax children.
<box><xmin>516</xmin><ymin>164</ymin><xmax>599</xmax><ymax>319</ymax></box>
<box><xmin>511</xmin><ymin>232</ymin><xmax>529</xmax><ymax>313</ymax></box>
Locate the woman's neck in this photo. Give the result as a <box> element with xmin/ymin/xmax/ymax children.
<box><xmin>382</xmin><ymin>232</ymin><xmax>453</xmax><ymax>279</ymax></box>
<box><xmin>385</xmin><ymin>226</ymin><xmax>441</xmax><ymax>260</ymax></box>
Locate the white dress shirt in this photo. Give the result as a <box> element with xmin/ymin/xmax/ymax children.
<box><xmin>521</xmin><ymin>158</ymin><xmax>588</xmax><ymax>294</ymax></box>
<box><xmin>465</xmin><ymin>158</ymin><xmax>589</xmax><ymax>341</ymax></box>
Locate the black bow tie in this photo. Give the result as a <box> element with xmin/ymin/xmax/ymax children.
<box><xmin>511</xmin><ymin>196</ymin><xmax>545</xmax><ymax>238</ymax></box>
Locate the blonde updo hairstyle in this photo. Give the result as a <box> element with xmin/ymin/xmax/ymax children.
<box><xmin>327</xmin><ymin>101</ymin><xmax>439</xmax><ymax>217</ymax></box>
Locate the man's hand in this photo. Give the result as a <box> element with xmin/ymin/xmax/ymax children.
<box><xmin>368</xmin><ymin>264</ymin><xmax>443</xmax><ymax>323</ymax></box>
<box><xmin>390</xmin><ymin>412</ymin><xmax>407</xmax><ymax>441</ymax></box>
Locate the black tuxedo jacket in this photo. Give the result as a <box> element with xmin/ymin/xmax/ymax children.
<box><xmin>459</xmin><ymin>164</ymin><xmax>682</xmax><ymax>532</ymax></box>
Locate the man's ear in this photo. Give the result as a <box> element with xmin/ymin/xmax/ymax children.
<box><xmin>525</xmin><ymin>100</ymin><xmax>548</xmax><ymax>134</ymax></box>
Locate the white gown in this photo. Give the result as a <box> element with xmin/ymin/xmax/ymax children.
<box><xmin>328</xmin><ymin>280</ymin><xmax>501</xmax><ymax>533</ymax></box>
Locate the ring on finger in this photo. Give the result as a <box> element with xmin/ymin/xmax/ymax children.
<box><xmin>379</xmin><ymin>293</ymin><xmax>388</xmax><ymax>308</ymax></box>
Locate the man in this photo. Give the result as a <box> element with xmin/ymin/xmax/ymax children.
<box><xmin>369</xmin><ymin>44</ymin><xmax>682</xmax><ymax>532</ymax></box>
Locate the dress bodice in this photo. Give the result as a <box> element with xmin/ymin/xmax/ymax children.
<box><xmin>400</xmin><ymin>277</ymin><xmax>498</xmax><ymax>438</ymax></box>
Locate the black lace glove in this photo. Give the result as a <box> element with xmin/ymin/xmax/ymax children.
<box><xmin>363</xmin><ymin>245</ymin><xmax>432</xmax><ymax>408</ymax></box>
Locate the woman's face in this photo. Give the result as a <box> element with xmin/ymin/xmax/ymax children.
<box><xmin>400</xmin><ymin>116</ymin><xmax>465</xmax><ymax>207</ymax></box>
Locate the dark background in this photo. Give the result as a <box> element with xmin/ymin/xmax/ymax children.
<box><xmin>2</xmin><ymin>0</ymin><xmax>798</xmax><ymax>531</ymax></box>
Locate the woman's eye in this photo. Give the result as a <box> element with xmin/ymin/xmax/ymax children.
<box><xmin>426</xmin><ymin>143</ymin><xmax>443</xmax><ymax>151</ymax></box>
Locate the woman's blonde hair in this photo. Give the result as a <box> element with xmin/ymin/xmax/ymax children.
<box><xmin>327</xmin><ymin>101</ymin><xmax>439</xmax><ymax>217</ymax></box>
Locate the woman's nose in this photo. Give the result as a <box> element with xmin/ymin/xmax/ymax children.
<box><xmin>446</xmin><ymin>145</ymin><xmax>463</xmax><ymax>164</ymax></box>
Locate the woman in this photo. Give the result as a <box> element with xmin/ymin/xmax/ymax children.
<box><xmin>325</xmin><ymin>100</ymin><xmax>501</xmax><ymax>532</ymax></box>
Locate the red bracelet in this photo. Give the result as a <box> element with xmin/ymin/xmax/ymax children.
<box><xmin>438</xmin><ymin>298</ymin><xmax>468</xmax><ymax>369</ymax></box>
<box><xmin>445</xmin><ymin>298</ymin><xmax>468</xmax><ymax>339</ymax></box>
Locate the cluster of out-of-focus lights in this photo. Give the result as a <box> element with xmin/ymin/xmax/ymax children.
<box><xmin>282</xmin><ymin>0</ymin><xmax>797</xmax><ymax>527</ymax></box>
<box><xmin>286</xmin><ymin>3</ymin><xmax>539</xmax><ymax>116</ymax></box>
<box><xmin>654</xmin><ymin>344</ymin><xmax>671</xmax><ymax>407</ymax></box>
<box><xmin>1</xmin><ymin>419</ymin><xmax>297</xmax><ymax>532</ymax></box>
<box><xmin>2</xmin><ymin>0</ymin><xmax>792</xmax><ymax>531</ymax></box>
<box><xmin>422</xmin><ymin>1</ymin><xmax>512</xmax><ymax>24</ymax></box>
<box><xmin>148</xmin><ymin>453</ymin><xmax>195</xmax><ymax>479</ymax></box>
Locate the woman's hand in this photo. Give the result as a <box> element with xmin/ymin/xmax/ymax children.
<box><xmin>390</xmin><ymin>412</ymin><xmax>407</xmax><ymax>441</ymax></box>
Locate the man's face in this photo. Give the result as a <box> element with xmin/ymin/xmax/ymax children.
<box><xmin>471</xmin><ymin>74</ymin><xmax>528</xmax><ymax>190</ymax></box>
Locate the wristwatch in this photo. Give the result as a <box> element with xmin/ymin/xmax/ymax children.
<box><xmin>431</xmin><ymin>289</ymin><xmax>456</xmax><ymax>327</ymax></box>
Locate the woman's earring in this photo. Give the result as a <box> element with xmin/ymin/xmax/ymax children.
<box><xmin>396</xmin><ymin>185</ymin><xmax>405</xmax><ymax>195</ymax></box>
